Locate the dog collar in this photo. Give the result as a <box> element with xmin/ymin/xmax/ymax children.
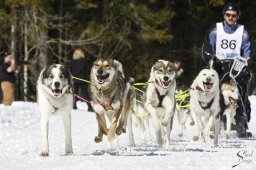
<box><xmin>195</xmin><ymin>86</ymin><xmax>204</xmax><ymax>92</ymax></box>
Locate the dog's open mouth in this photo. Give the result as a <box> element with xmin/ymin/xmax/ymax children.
<box><xmin>159</xmin><ymin>79</ymin><xmax>172</xmax><ymax>89</ymax></box>
<box><xmin>97</xmin><ymin>73</ymin><xmax>110</xmax><ymax>84</ymax></box>
<box><xmin>203</xmin><ymin>82</ymin><xmax>213</xmax><ymax>92</ymax></box>
<box><xmin>52</xmin><ymin>89</ymin><xmax>62</xmax><ymax>97</ymax></box>
<box><xmin>229</xmin><ymin>96</ymin><xmax>239</xmax><ymax>108</ymax></box>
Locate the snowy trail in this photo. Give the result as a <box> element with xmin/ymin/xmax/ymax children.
<box><xmin>0</xmin><ymin>97</ymin><xmax>256</xmax><ymax>170</ymax></box>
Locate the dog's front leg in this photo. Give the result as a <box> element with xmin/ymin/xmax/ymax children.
<box><xmin>145</xmin><ymin>103</ymin><xmax>160</xmax><ymax>131</ymax></box>
<box><xmin>62</xmin><ymin>113</ymin><xmax>73</xmax><ymax>155</ymax></box>
<box><xmin>161</xmin><ymin>96</ymin><xmax>175</xmax><ymax>126</ymax></box>
<box><xmin>225</xmin><ymin>109</ymin><xmax>232</xmax><ymax>139</ymax></box>
<box><xmin>214</xmin><ymin>117</ymin><xmax>221</xmax><ymax>146</ymax></box>
<box><xmin>40</xmin><ymin>114</ymin><xmax>50</xmax><ymax>157</ymax></box>
<box><xmin>191</xmin><ymin>110</ymin><xmax>204</xmax><ymax>141</ymax></box>
<box><xmin>95</xmin><ymin>113</ymin><xmax>108</xmax><ymax>143</ymax></box>
<box><xmin>108</xmin><ymin>107</ymin><xmax>122</xmax><ymax>141</ymax></box>
<box><xmin>204</xmin><ymin>115</ymin><xmax>214</xmax><ymax>142</ymax></box>
<box><xmin>116</xmin><ymin>100</ymin><xmax>131</xmax><ymax>135</ymax></box>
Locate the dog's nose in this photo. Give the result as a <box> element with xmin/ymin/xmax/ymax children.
<box><xmin>54</xmin><ymin>82</ymin><xmax>60</xmax><ymax>88</ymax></box>
<box><xmin>163</xmin><ymin>76</ymin><xmax>169</xmax><ymax>81</ymax></box>
<box><xmin>97</xmin><ymin>69</ymin><xmax>103</xmax><ymax>75</ymax></box>
<box><xmin>206</xmin><ymin>77</ymin><xmax>211</xmax><ymax>82</ymax></box>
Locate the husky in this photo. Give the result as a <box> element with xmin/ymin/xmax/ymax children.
<box><xmin>190</xmin><ymin>68</ymin><xmax>221</xmax><ymax>145</ymax></box>
<box><xmin>144</xmin><ymin>60</ymin><xmax>176</xmax><ymax>150</ymax></box>
<box><xmin>89</xmin><ymin>58</ymin><xmax>134</xmax><ymax>146</ymax></box>
<box><xmin>221</xmin><ymin>81</ymin><xmax>239</xmax><ymax>139</ymax></box>
<box><xmin>37</xmin><ymin>64</ymin><xmax>74</xmax><ymax>156</ymax></box>
<box><xmin>175</xmin><ymin>94</ymin><xmax>192</xmax><ymax>137</ymax></box>
<box><xmin>127</xmin><ymin>91</ymin><xmax>149</xmax><ymax>146</ymax></box>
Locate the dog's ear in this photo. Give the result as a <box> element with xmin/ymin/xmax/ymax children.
<box><xmin>60</xmin><ymin>65</ymin><xmax>72</xmax><ymax>84</ymax></box>
<box><xmin>114</xmin><ymin>60</ymin><xmax>125</xmax><ymax>78</ymax></box>
<box><xmin>221</xmin><ymin>83</ymin><xmax>227</xmax><ymax>91</ymax></box>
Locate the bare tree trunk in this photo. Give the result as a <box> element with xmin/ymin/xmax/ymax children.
<box><xmin>39</xmin><ymin>30</ymin><xmax>48</xmax><ymax>69</ymax></box>
<box><xmin>24</xmin><ymin>22</ymin><xmax>28</xmax><ymax>101</ymax></box>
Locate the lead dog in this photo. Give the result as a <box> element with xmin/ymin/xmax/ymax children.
<box><xmin>89</xmin><ymin>58</ymin><xmax>134</xmax><ymax>146</ymax></box>
<box><xmin>190</xmin><ymin>68</ymin><xmax>221</xmax><ymax>145</ymax></box>
<box><xmin>221</xmin><ymin>82</ymin><xmax>239</xmax><ymax>139</ymax></box>
<box><xmin>144</xmin><ymin>60</ymin><xmax>176</xmax><ymax>150</ymax></box>
<box><xmin>37</xmin><ymin>64</ymin><xmax>74</xmax><ymax>156</ymax></box>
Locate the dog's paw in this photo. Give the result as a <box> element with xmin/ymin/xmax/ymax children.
<box><xmin>192</xmin><ymin>136</ymin><xmax>199</xmax><ymax>141</ymax></box>
<box><xmin>64</xmin><ymin>152</ymin><xmax>73</xmax><ymax>156</ymax></box>
<box><xmin>94</xmin><ymin>136</ymin><xmax>103</xmax><ymax>143</ymax></box>
<box><xmin>115</xmin><ymin>126</ymin><xmax>124</xmax><ymax>135</ymax></box>
<box><xmin>161</xmin><ymin>120</ymin><xmax>168</xmax><ymax>127</ymax></box>
<box><xmin>209</xmin><ymin>132</ymin><xmax>215</xmax><ymax>139</ymax></box>
<box><xmin>190</xmin><ymin>120</ymin><xmax>195</xmax><ymax>126</ymax></box>
<box><xmin>225</xmin><ymin>133</ymin><xmax>230</xmax><ymax>139</ymax></box>
<box><xmin>39</xmin><ymin>152</ymin><xmax>49</xmax><ymax>157</ymax></box>
<box><xmin>178</xmin><ymin>133</ymin><xmax>183</xmax><ymax>137</ymax></box>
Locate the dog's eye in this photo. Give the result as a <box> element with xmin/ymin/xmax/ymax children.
<box><xmin>158</xmin><ymin>69</ymin><xmax>163</xmax><ymax>73</ymax></box>
<box><xmin>49</xmin><ymin>74</ymin><xmax>53</xmax><ymax>78</ymax></box>
<box><xmin>105</xmin><ymin>64</ymin><xmax>110</xmax><ymax>67</ymax></box>
<box><xmin>203</xmin><ymin>73</ymin><xmax>206</xmax><ymax>76</ymax></box>
<box><xmin>95</xmin><ymin>64</ymin><xmax>100</xmax><ymax>67</ymax></box>
<box><xmin>60</xmin><ymin>73</ymin><xmax>65</xmax><ymax>78</ymax></box>
<box><xmin>212</xmin><ymin>74</ymin><xmax>215</xmax><ymax>77</ymax></box>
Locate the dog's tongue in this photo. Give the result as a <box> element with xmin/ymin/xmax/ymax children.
<box><xmin>53</xmin><ymin>89</ymin><xmax>62</xmax><ymax>96</ymax></box>
<box><xmin>204</xmin><ymin>83</ymin><xmax>213</xmax><ymax>91</ymax></box>
<box><xmin>229</xmin><ymin>97</ymin><xmax>239</xmax><ymax>108</ymax></box>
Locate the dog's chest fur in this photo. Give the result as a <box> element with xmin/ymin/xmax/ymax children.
<box><xmin>191</xmin><ymin>89</ymin><xmax>221</xmax><ymax>115</ymax></box>
<box><xmin>90</xmin><ymin>71</ymin><xmax>125</xmax><ymax>110</ymax></box>
<box><xmin>38</xmin><ymin>86</ymin><xmax>73</xmax><ymax>114</ymax></box>
<box><xmin>146</xmin><ymin>82</ymin><xmax>175</xmax><ymax>108</ymax></box>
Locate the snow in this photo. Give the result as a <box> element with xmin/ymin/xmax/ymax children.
<box><xmin>0</xmin><ymin>97</ymin><xmax>256</xmax><ymax>170</ymax></box>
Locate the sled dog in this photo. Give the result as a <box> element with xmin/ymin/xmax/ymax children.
<box><xmin>221</xmin><ymin>82</ymin><xmax>239</xmax><ymax>139</ymax></box>
<box><xmin>37</xmin><ymin>64</ymin><xmax>74</xmax><ymax>156</ymax></box>
<box><xmin>144</xmin><ymin>60</ymin><xmax>176</xmax><ymax>150</ymax></box>
<box><xmin>190</xmin><ymin>68</ymin><xmax>221</xmax><ymax>145</ymax></box>
<box><xmin>127</xmin><ymin>91</ymin><xmax>149</xmax><ymax>146</ymax></box>
<box><xmin>175</xmin><ymin>90</ymin><xmax>191</xmax><ymax>137</ymax></box>
<box><xmin>89</xmin><ymin>58</ymin><xmax>134</xmax><ymax>146</ymax></box>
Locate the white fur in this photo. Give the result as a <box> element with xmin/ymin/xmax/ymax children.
<box><xmin>190</xmin><ymin>68</ymin><xmax>221</xmax><ymax>145</ymax></box>
<box><xmin>37</xmin><ymin>64</ymin><xmax>73</xmax><ymax>156</ymax></box>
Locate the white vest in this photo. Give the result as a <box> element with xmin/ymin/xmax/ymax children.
<box><xmin>216</xmin><ymin>22</ymin><xmax>244</xmax><ymax>60</ymax></box>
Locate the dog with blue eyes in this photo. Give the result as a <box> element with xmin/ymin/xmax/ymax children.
<box><xmin>37</xmin><ymin>64</ymin><xmax>74</xmax><ymax>156</ymax></box>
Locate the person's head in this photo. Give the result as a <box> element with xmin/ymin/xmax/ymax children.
<box><xmin>174</xmin><ymin>60</ymin><xmax>181</xmax><ymax>69</ymax></box>
<box><xmin>223</xmin><ymin>3</ymin><xmax>240</xmax><ymax>26</ymax></box>
<box><xmin>72</xmin><ymin>48</ymin><xmax>85</xmax><ymax>60</ymax></box>
<box><xmin>3</xmin><ymin>52</ymin><xmax>13</xmax><ymax>64</ymax></box>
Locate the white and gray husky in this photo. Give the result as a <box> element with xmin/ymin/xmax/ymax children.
<box><xmin>144</xmin><ymin>60</ymin><xmax>176</xmax><ymax>150</ymax></box>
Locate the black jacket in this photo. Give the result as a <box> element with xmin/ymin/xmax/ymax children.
<box><xmin>69</xmin><ymin>57</ymin><xmax>91</xmax><ymax>84</ymax></box>
<box><xmin>0</xmin><ymin>63</ymin><xmax>15</xmax><ymax>83</ymax></box>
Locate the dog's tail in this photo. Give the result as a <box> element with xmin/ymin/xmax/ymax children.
<box><xmin>128</xmin><ymin>77</ymin><xmax>135</xmax><ymax>85</ymax></box>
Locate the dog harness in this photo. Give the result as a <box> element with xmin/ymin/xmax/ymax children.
<box><xmin>47</xmin><ymin>98</ymin><xmax>59</xmax><ymax>113</ymax></box>
<box><xmin>155</xmin><ymin>88</ymin><xmax>168</xmax><ymax>107</ymax></box>
<box><xmin>198</xmin><ymin>98</ymin><xmax>214</xmax><ymax>110</ymax></box>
